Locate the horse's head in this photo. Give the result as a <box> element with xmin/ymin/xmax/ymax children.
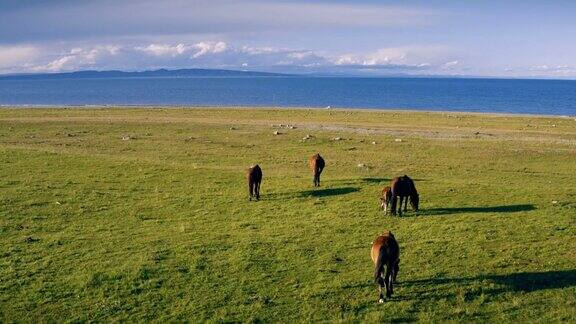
<box><xmin>379</xmin><ymin>196</ymin><xmax>386</xmax><ymax>209</ymax></box>
<box><xmin>410</xmin><ymin>193</ymin><xmax>419</xmax><ymax>211</ymax></box>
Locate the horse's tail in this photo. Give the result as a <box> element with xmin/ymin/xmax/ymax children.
<box><xmin>374</xmin><ymin>247</ymin><xmax>387</xmax><ymax>284</ymax></box>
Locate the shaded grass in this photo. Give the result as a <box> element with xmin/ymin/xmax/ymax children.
<box><xmin>0</xmin><ymin>107</ymin><xmax>575</xmax><ymax>322</ymax></box>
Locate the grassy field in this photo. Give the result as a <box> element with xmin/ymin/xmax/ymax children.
<box><xmin>0</xmin><ymin>107</ymin><xmax>575</xmax><ymax>322</ymax></box>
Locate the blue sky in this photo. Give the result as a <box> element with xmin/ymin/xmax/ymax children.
<box><xmin>1</xmin><ymin>0</ymin><xmax>575</xmax><ymax>78</ymax></box>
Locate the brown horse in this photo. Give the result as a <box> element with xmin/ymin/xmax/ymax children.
<box><xmin>308</xmin><ymin>153</ymin><xmax>325</xmax><ymax>187</ymax></box>
<box><xmin>379</xmin><ymin>186</ymin><xmax>392</xmax><ymax>214</ymax></box>
<box><xmin>390</xmin><ymin>175</ymin><xmax>419</xmax><ymax>216</ymax></box>
<box><xmin>246</xmin><ymin>165</ymin><xmax>262</xmax><ymax>201</ymax></box>
<box><xmin>371</xmin><ymin>231</ymin><xmax>400</xmax><ymax>302</ymax></box>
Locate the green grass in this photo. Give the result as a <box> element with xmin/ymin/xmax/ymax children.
<box><xmin>0</xmin><ymin>107</ymin><xmax>575</xmax><ymax>322</ymax></box>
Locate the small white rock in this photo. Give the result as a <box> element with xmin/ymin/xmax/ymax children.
<box><xmin>273</xmin><ymin>131</ymin><xmax>280</xmax><ymax>135</ymax></box>
<box><xmin>394</xmin><ymin>138</ymin><xmax>402</xmax><ymax>142</ymax></box>
<box><xmin>371</xmin><ymin>141</ymin><xmax>377</xmax><ymax>145</ymax></box>
<box><xmin>357</xmin><ymin>163</ymin><xmax>366</xmax><ymax>168</ymax></box>
<box><xmin>552</xmin><ymin>200</ymin><xmax>558</xmax><ymax>204</ymax></box>
<box><xmin>333</xmin><ymin>137</ymin><xmax>342</xmax><ymax>141</ymax></box>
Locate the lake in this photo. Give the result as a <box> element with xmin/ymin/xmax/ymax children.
<box><xmin>1</xmin><ymin>76</ymin><xmax>575</xmax><ymax>115</ymax></box>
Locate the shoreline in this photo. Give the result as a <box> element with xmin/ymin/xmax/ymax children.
<box><xmin>1</xmin><ymin>104</ymin><xmax>574</xmax><ymax>119</ymax></box>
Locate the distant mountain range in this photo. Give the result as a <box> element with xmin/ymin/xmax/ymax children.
<box><xmin>0</xmin><ymin>68</ymin><xmax>291</xmax><ymax>80</ymax></box>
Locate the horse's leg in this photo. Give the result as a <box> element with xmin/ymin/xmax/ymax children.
<box><xmin>255</xmin><ymin>181</ymin><xmax>260</xmax><ymax>200</ymax></box>
<box><xmin>390</xmin><ymin>195</ymin><xmax>397</xmax><ymax>216</ymax></box>
<box><xmin>376</xmin><ymin>275</ymin><xmax>385</xmax><ymax>303</ymax></box>
<box><xmin>384</xmin><ymin>263</ymin><xmax>393</xmax><ymax>298</ymax></box>
<box><xmin>248</xmin><ymin>180</ymin><xmax>253</xmax><ymax>201</ymax></box>
<box><xmin>398</xmin><ymin>196</ymin><xmax>404</xmax><ymax>216</ymax></box>
<box><xmin>392</xmin><ymin>259</ymin><xmax>400</xmax><ymax>283</ymax></box>
<box><xmin>374</xmin><ymin>250</ymin><xmax>386</xmax><ymax>303</ymax></box>
<box><xmin>403</xmin><ymin>196</ymin><xmax>408</xmax><ymax>212</ymax></box>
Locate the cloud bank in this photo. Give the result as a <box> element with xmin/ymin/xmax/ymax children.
<box><xmin>0</xmin><ymin>41</ymin><xmax>467</xmax><ymax>76</ymax></box>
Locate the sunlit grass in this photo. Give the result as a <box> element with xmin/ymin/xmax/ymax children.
<box><xmin>1</xmin><ymin>107</ymin><xmax>575</xmax><ymax>322</ymax></box>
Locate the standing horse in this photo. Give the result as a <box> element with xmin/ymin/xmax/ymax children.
<box><xmin>246</xmin><ymin>165</ymin><xmax>262</xmax><ymax>201</ymax></box>
<box><xmin>390</xmin><ymin>175</ymin><xmax>419</xmax><ymax>216</ymax></box>
<box><xmin>371</xmin><ymin>231</ymin><xmax>400</xmax><ymax>302</ymax></box>
<box><xmin>379</xmin><ymin>186</ymin><xmax>392</xmax><ymax>214</ymax></box>
<box><xmin>309</xmin><ymin>153</ymin><xmax>325</xmax><ymax>187</ymax></box>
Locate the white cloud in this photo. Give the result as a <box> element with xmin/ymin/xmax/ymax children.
<box><xmin>192</xmin><ymin>41</ymin><xmax>227</xmax><ymax>58</ymax></box>
<box><xmin>136</xmin><ymin>43</ymin><xmax>193</xmax><ymax>57</ymax></box>
<box><xmin>0</xmin><ymin>45</ymin><xmax>40</xmax><ymax>71</ymax></box>
<box><xmin>34</xmin><ymin>45</ymin><xmax>122</xmax><ymax>72</ymax></box>
<box><xmin>333</xmin><ymin>46</ymin><xmax>456</xmax><ymax>67</ymax></box>
<box><xmin>500</xmin><ymin>64</ymin><xmax>576</xmax><ymax>78</ymax></box>
<box><xmin>443</xmin><ymin>60</ymin><xmax>459</xmax><ymax>67</ymax></box>
<box><xmin>529</xmin><ymin>64</ymin><xmax>575</xmax><ymax>73</ymax></box>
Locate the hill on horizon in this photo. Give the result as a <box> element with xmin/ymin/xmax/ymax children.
<box><xmin>0</xmin><ymin>68</ymin><xmax>291</xmax><ymax>80</ymax></box>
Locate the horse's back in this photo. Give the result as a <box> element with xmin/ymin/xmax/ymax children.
<box><xmin>247</xmin><ymin>165</ymin><xmax>262</xmax><ymax>182</ymax></box>
<box><xmin>390</xmin><ymin>175</ymin><xmax>414</xmax><ymax>196</ymax></box>
<box><xmin>309</xmin><ymin>153</ymin><xmax>325</xmax><ymax>170</ymax></box>
<box><xmin>371</xmin><ymin>232</ymin><xmax>399</xmax><ymax>264</ymax></box>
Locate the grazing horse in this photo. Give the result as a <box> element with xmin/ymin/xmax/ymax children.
<box><xmin>246</xmin><ymin>165</ymin><xmax>262</xmax><ymax>201</ymax></box>
<box><xmin>309</xmin><ymin>153</ymin><xmax>325</xmax><ymax>187</ymax></box>
<box><xmin>390</xmin><ymin>175</ymin><xmax>419</xmax><ymax>216</ymax></box>
<box><xmin>379</xmin><ymin>186</ymin><xmax>392</xmax><ymax>214</ymax></box>
<box><xmin>371</xmin><ymin>231</ymin><xmax>400</xmax><ymax>302</ymax></box>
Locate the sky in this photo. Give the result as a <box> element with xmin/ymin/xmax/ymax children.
<box><xmin>1</xmin><ymin>0</ymin><xmax>576</xmax><ymax>78</ymax></box>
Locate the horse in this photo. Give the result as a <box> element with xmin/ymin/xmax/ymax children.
<box><xmin>246</xmin><ymin>164</ymin><xmax>262</xmax><ymax>201</ymax></box>
<box><xmin>371</xmin><ymin>231</ymin><xmax>400</xmax><ymax>302</ymax></box>
<box><xmin>308</xmin><ymin>153</ymin><xmax>325</xmax><ymax>187</ymax></box>
<box><xmin>389</xmin><ymin>175</ymin><xmax>419</xmax><ymax>216</ymax></box>
<box><xmin>379</xmin><ymin>186</ymin><xmax>392</xmax><ymax>214</ymax></box>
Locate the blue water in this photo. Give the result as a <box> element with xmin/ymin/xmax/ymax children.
<box><xmin>1</xmin><ymin>76</ymin><xmax>575</xmax><ymax>116</ymax></box>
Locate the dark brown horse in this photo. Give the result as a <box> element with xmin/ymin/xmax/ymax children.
<box><xmin>246</xmin><ymin>165</ymin><xmax>262</xmax><ymax>201</ymax></box>
<box><xmin>379</xmin><ymin>186</ymin><xmax>392</xmax><ymax>214</ymax></box>
<box><xmin>308</xmin><ymin>153</ymin><xmax>325</xmax><ymax>187</ymax></box>
<box><xmin>390</xmin><ymin>175</ymin><xmax>419</xmax><ymax>216</ymax></box>
<box><xmin>371</xmin><ymin>231</ymin><xmax>400</xmax><ymax>302</ymax></box>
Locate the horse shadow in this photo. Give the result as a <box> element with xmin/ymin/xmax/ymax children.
<box><xmin>298</xmin><ymin>187</ymin><xmax>360</xmax><ymax>198</ymax></box>
<box><xmin>403</xmin><ymin>269</ymin><xmax>576</xmax><ymax>296</ymax></box>
<box><xmin>265</xmin><ymin>186</ymin><xmax>360</xmax><ymax>200</ymax></box>
<box><xmin>361</xmin><ymin>177</ymin><xmax>389</xmax><ymax>184</ymax></box>
<box><xmin>421</xmin><ymin>204</ymin><xmax>536</xmax><ymax>216</ymax></box>
<box><xmin>359</xmin><ymin>177</ymin><xmax>427</xmax><ymax>184</ymax></box>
